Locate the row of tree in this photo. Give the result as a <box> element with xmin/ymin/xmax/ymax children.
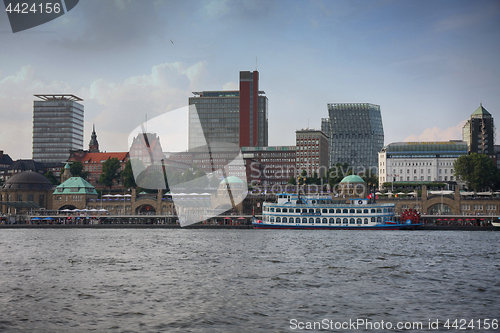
<box><xmin>454</xmin><ymin>153</ymin><xmax>500</xmax><ymax>191</ymax></box>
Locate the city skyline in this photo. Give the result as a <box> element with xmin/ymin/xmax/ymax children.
<box><xmin>1</xmin><ymin>0</ymin><xmax>499</xmax><ymax>160</ymax></box>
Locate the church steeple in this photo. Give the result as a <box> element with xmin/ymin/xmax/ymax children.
<box><xmin>89</xmin><ymin>124</ymin><xmax>99</xmax><ymax>152</ymax></box>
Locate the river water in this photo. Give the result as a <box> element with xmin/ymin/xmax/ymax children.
<box><xmin>0</xmin><ymin>229</ymin><xmax>498</xmax><ymax>332</ymax></box>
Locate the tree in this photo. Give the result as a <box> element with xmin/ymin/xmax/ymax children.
<box><xmin>98</xmin><ymin>158</ymin><xmax>122</xmax><ymax>190</ymax></box>
<box><xmin>454</xmin><ymin>153</ymin><xmax>499</xmax><ymax>191</ymax></box>
<box><xmin>70</xmin><ymin>161</ymin><xmax>89</xmax><ymax>179</ymax></box>
<box><xmin>121</xmin><ymin>160</ymin><xmax>137</xmax><ymax>189</ymax></box>
<box><xmin>287</xmin><ymin>175</ymin><xmax>296</xmax><ymax>185</ymax></box>
<box><xmin>44</xmin><ymin>170</ymin><xmax>59</xmax><ymax>185</ymax></box>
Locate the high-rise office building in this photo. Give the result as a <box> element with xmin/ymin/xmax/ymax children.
<box><xmin>322</xmin><ymin>103</ymin><xmax>384</xmax><ymax>169</ymax></box>
<box><xmin>295</xmin><ymin>129</ymin><xmax>329</xmax><ymax>177</ymax></box>
<box><xmin>32</xmin><ymin>94</ymin><xmax>84</xmax><ymax>163</ymax></box>
<box><xmin>188</xmin><ymin>71</ymin><xmax>268</xmax><ymax>150</ymax></box>
<box><xmin>462</xmin><ymin>103</ymin><xmax>495</xmax><ymax>154</ymax></box>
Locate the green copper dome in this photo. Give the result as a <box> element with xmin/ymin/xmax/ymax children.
<box><xmin>220</xmin><ymin>176</ymin><xmax>245</xmax><ymax>184</ymax></box>
<box><xmin>340</xmin><ymin>175</ymin><xmax>365</xmax><ymax>183</ymax></box>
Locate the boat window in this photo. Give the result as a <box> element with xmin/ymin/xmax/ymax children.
<box><xmin>316</xmin><ymin>218</ymin><xmax>320</xmax><ymax>223</ymax></box>
<box><xmin>376</xmin><ymin>209</ymin><xmax>382</xmax><ymax>213</ymax></box>
<box><xmin>343</xmin><ymin>218</ymin><xmax>348</xmax><ymax>224</ymax></box>
<box><xmin>329</xmin><ymin>209</ymin><xmax>335</xmax><ymax>213</ymax></box>
<box><xmin>336</xmin><ymin>209</ymin><xmax>342</xmax><ymax>214</ymax></box>
<box><xmin>371</xmin><ymin>209</ymin><xmax>376</xmax><ymax>213</ymax></box>
<box><xmin>350</xmin><ymin>218</ymin><xmax>355</xmax><ymax>224</ymax></box>
<box><xmin>271</xmin><ymin>208</ymin><xmax>275</xmax><ymax>212</ymax></box>
<box><xmin>309</xmin><ymin>218</ymin><xmax>314</xmax><ymax>224</ymax></box>
<box><xmin>289</xmin><ymin>218</ymin><xmax>294</xmax><ymax>223</ymax></box>
<box><xmin>330</xmin><ymin>218</ymin><xmax>335</xmax><ymax>224</ymax></box>
<box><xmin>302</xmin><ymin>209</ymin><xmax>308</xmax><ymax>213</ymax></box>
<box><xmin>296</xmin><ymin>209</ymin><xmax>301</xmax><ymax>213</ymax></box>
<box><xmin>315</xmin><ymin>209</ymin><xmax>320</xmax><ymax>213</ymax></box>
<box><xmin>356</xmin><ymin>209</ymin><xmax>362</xmax><ymax>214</ymax></box>
<box><xmin>377</xmin><ymin>217</ymin><xmax>382</xmax><ymax>222</ymax></box>
<box><xmin>356</xmin><ymin>218</ymin><xmax>362</xmax><ymax>224</ymax></box>
<box><xmin>363</xmin><ymin>209</ymin><xmax>368</xmax><ymax>214</ymax></box>
<box><xmin>364</xmin><ymin>218</ymin><xmax>368</xmax><ymax>224</ymax></box>
<box><xmin>383</xmin><ymin>208</ymin><xmax>387</xmax><ymax>213</ymax></box>
<box><xmin>282</xmin><ymin>208</ymin><xmax>287</xmax><ymax>213</ymax></box>
<box><xmin>312</xmin><ymin>200</ymin><xmax>316</xmax><ymax>204</ymax></box>
<box><xmin>302</xmin><ymin>218</ymin><xmax>307</xmax><ymax>223</ymax></box>
<box><xmin>283</xmin><ymin>217</ymin><xmax>287</xmax><ymax>223</ymax></box>
<box><xmin>322</xmin><ymin>209</ymin><xmax>328</xmax><ymax>213</ymax></box>
<box><xmin>276</xmin><ymin>208</ymin><xmax>281</xmax><ymax>213</ymax></box>
<box><xmin>309</xmin><ymin>209</ymin><xmax>314</xmax><ymax>213</ymax></box>
<box><xmin>271</xmin><ymin>217</ymin><xmax>275</xmax><ymax>222</ymax></box>
<box><xmin>371</xmin><ymin>217</ymin><xmax>376</xmax><ymax>222</ymax></box>
<box><xmin>349</xmin><ymin>209</ymin><xmax>355</xmax><ymax>214</ymax></box>
<box><xmin>276</xmin><ymin>217</ymin><xmax>281</xmax><ymax>222</ymax></box>
<box><xmin>336</xmin><ymin>218</ymin><xmax>341</xmax><ymax>224</ymax></box>
<box><xmin>342</xmin><ymin>209</ymin><xmax>348</xmax><ymax>214</ymax></box>
<box><xmin>322</xmin><ymin>218</ymin><xmax>327</xmax><ymax>224</ymax></box>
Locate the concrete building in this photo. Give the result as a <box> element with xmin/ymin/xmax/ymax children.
<box><xmin>0</xmin><ymin>171</ymin><xmax>54</xmax><ymax>215</ymax></box>
<box><xmin>295</xmin><ymin>129</ymin><xmax>329</xmax><ymax>177</ymax></box>
<box><xmin>241</xmin><ymin>146</ymin><xmax>296</xmax><ymax>185</ymax></box>
<box><xmin>462</xmin><ymin>103</ymin><xmax>495</xmax><ymax>154</ymax></box>
<box><xmin>33</xmin><ymin>94</ymin><xmax>84</xmax><ymax>163</ymax></box>
<box><xmin>378</xmin><ymin>141</ymin><xmax>468</xmax><ymax>189</ymax></box>
<box><xmin>322</xmin><ymin>103</ymin><xmax>383</xmax><ymax>169</ymax></box>
<box><xmin>188</xmin><ymin>71</ymin><xmax>268</xmax><ymax>150</ymax></box>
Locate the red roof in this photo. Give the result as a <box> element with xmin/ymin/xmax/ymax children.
<box><xmin>70</xmin><ymin>152</ymin><xmax>129</xmax><ymax>163</ymax></box>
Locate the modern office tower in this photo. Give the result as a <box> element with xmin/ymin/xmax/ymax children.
<box><xmin>188</xmin><ymin>71</ymin><xmax>268</xmax><ymax>150</ymax></box>
<box><xmin>321</xmin><ymin>103</ymin><xmax>384</xmax><ymax>169</ymax></box>
<box><xmin>295</xmin><ymin>129</ymin><xmax>329</xmax><ymax>177</ymax></box>
<box><xmin>32</xmin><ymin>94</ymin><xmax>84</xmax><ymax>163</ymax></box>
<box><xmin>378</xmin><ymin>141</ymin><xmax>468</xmax><ymax>189</ymax></box>
<box><xmin>462</xmin><ymin>103</ymin><xmax>495</xmax><ymax>154</ymax></box>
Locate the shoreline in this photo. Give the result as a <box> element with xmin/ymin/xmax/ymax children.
<box><xmin>0</xmin><ymin>224</ymin><xmax>496</xmax><ymax>231</ymax></box>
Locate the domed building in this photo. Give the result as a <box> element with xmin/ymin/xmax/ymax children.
<box><xmin>0</xmin><ymin>171</ymin><xmax>54</xmax><ymax>214</ymax></box>
<box><xmin>53</xmin><ymin>177</ymin><xmax>98</xmax><ymax>210</ymax></box>
<box><xmin>338</xmin><ymin>175</ymin><xmax>366</xmax><ymax>198</ymax></box>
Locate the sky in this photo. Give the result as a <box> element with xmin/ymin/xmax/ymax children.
<box><xmin>0</xmin><ymin>0</ymin><xmax>499</xmax><ymax>160</ymax></box>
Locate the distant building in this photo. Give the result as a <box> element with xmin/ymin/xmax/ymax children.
<box><xmin>322</xmin><ymin>103</ymin><xmax>384</xmax><ymax>169</ymax></box>
<box><xmin>378</xmin><ymin>141</ymin><xmax>468</xmax><ymax>189</ymax></box>
<box><xmin>68</xmin><ymin>151</ymin><xmax>129</xmax><ymax>190</ymax></box>
<box><xmin>0</xmin><ymin>171</ymin><xmax>54</xmax><ymax>215</ymax></box>
<box><xmin>462</xmin><ymin>103</ymin><xmax>495</xmax><ymax>154</ymax></box>
<box><xmin>0</xmin><ymin>151</ymin><xmax>13</xmax><ymax>169</ymax></box>
<box><xmin>295</xmin><ymin>129</ymin><xmax>329</xmax><ymax>177</ymax></box>
<box><xmin>32</xmin><ymin>94</ymin><xmax>84</xmax><ymax>163</ymax></box>
<box><xmin>241</xmin><ymin>146</ymin><xmax>296</xmax><ymax>185</ymax></box>
<box><xmin>188</xmin><ymin>70</ymin><xmax>268</xmax><ymax>149</ymax></box>
<box><xmin>0</xmin><ymin>158</ymin><xmax>63</xmax><ymax>183</ymax></box>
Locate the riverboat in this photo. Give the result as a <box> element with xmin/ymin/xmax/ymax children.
<box><xmin>252</xmin><ymin>193</ymin><xmax>421</xmax><ymax>230</ymax></box>
<box><xmin>492</xmin><ymin>221</ymin><xmax>500</xmax><ymax>229</ymax></box>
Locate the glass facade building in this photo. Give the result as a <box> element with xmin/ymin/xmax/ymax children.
<box><xmin>32</xmin><ymin>94</ymin><xmax>84</xmax><ymax>163</ymax></box>
<box><xmin>188</xmin><ymin>71</ymin><xmax>268</xmax><ymax>150</ymax></box>
<box><xmin>321</xmin><ymin>103</ymin><xmax>384</xmax><ymax>169</ymax></box>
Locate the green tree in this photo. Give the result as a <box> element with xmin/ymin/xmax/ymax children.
<box><xmin>287</xmin><ymin>175</ymin><xmax>296</xmax><ymax>185</ymax></box>
<box><xmin>121</xmin><ymin>160</ymin><xmax>137</xmax><ymax>189</ymax></box>
<box><xmin>209</xmin><ymin>175</ymin><xmax>220</xmax><ymax>188</ymax></box>
<box><xmin>98</xmin><ymin>158</ymin><xmax>122</xmax><ymax>190</ymax></box>
<box><xmin>70</xmin><ymin>161</ymin><xmax>89</xmax><ymax>179</ymax></box>
<box><xmin>193</xmin><ymin>169</ymin><xmax>208</xmax><ymax>188</ymax></box>
<box><xmin>44</xmin><ymin>170</ymin><xmax>59</xmax><ymax>185</ymax></box>
<box><xmin>454</xmin><ymin>153</ymin><xmax>499</xmax><ymax>191</ymax></box>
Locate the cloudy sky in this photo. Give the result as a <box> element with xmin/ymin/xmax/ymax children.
<box><xmin>1</xmin><ymin>0</ymin><xmax>499</xmax><ymax>160</ymax></box>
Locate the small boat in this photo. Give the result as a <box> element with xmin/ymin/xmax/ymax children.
<box><xmin>252</xmin><ymin>193</ymin><xmax>422</xmax><ymax>230</ymax></box>
<box><xmin>492</xmin><ymin>221</ymin><xmax>500</xmax><ymax>229</ymax></box>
